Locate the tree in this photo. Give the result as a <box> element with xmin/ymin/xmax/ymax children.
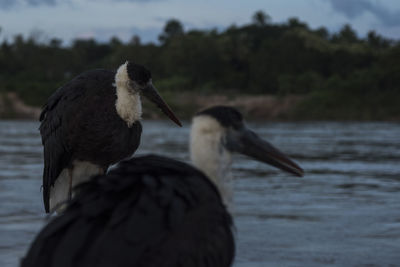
<box><xmin>315</xmin><ymin>27</ymin><xmax>329</xmax><ymax>40</ymax></box>
<box><xmin>252</xmin><ymin>10</ymin><xmax>271</xmax><ymax>26</ymax></box>
<box><xmin>367</xmin><ymin>30</ymin><xmax>390</xmax><ymax>49</ymax></box>
<box><xmin>109</xmin><ymin>36</ymin><xmax>123</xmax><ymax>50</ymax></box>
<box><xmin>49</xmin><ymin>38</ymin><xmax>62</xmax><ymax>48</ymax></box>
<box><xmin>287</xmin><ymin>17</ymin><xmax>308</xmax><ymax>29</ymax></box>
<box><xmin>129</xmin><ymin>35</ymin><xmax>141</xmax><ymax>46</ymax></box>
<box><xmin>28</xmin><ymin>29</ymin><xmax>48</xmax><ymax>44</ymax></box>
<box><xmin>332</xmin><ymin>24</ymin><xmax>358</xmax><ymax>43</ymax></box>
<box><xmin>158</xmin><ymin>19</ymin><xmax>184</xmax><ymax>44</ymax></box>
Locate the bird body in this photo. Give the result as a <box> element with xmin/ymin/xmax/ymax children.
<box><xmin>22</xmin><ymin>155</ymin><xmax>234</xmax><ymax>267</ymax></box>
<box><xmin>26</xmin><ymin>106</ymin><xmax>303</xmax><ymax>266</ymax></box>
<box><xmin>40</xmin><ymin>62</ymin><xmax>180</xmax><ymax>212</ymax></box>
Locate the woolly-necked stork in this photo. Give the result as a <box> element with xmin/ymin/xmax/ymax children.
<box><xmin>39</xmin><ymin>61</ymin><xmax>181</xmax><ymax>213</ymax></box>
<box><xmin>190</xmin><ymin>106</ymin><xmax>303</xmax><ymax>207</ymax></box>
<box><xmin>23</xmin><ymin>106</ymin><xmax>303</xmax><ymax>266</ymax></box>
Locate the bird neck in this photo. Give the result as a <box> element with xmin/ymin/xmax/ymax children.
<box><xmin>190</xmin><ymin>116</ymin><xmax>234</xmax><ymax>206</ymax></box>
<box><xmin>115</xmin><ymin>62</ymin><xmax>142</xmax><ymax>127</ymax></box>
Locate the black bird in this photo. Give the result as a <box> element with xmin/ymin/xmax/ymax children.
<box><xmin>21</xmin><ymin>155</ymin><xmax>234</xmax><ymax>267</ymax></box>
<box><xmin>190</xmin><ymin>106</ymin><xmax>303</xmax><ymax>206</ymax></box>
<box><xmin>39</xmin><ymin>61</ymin><xmax>181</xmax><ymax>213</ymax></box>
<box><xmin>22</xmin><ymin>106</ymin><xmax>303</xmax><ymax>267</ymax></box>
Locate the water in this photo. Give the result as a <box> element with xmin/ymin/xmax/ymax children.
<box><xmin>1</xmin><ymin>120</ymin><xmax>400</xmax><ymax>266</ymax></box>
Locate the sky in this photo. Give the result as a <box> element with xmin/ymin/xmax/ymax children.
<box><xmin>1</xmin><ymin>0</ymin><xmax>400</xmax><ymax>44</ymax></box>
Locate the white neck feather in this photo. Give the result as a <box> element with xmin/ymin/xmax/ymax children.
<box><xmin>190</xmin><ymin>115</ymin><xmax>233</xmax><ymax>207</ymax></box>
<box><xmin>115</xmin><ymin>62</ymin><xmax>142</xmax><ymax>127</ymax></box>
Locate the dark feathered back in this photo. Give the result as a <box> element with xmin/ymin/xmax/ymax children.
<box><xmin>196</xmin><ymin>106</ymin><xmax>244</xmax><ymax>130</ymax></box>
<box><xmin>21</xmin><ymin>155</ymin><xmax>234</xmax><ymax>267</ymax></box>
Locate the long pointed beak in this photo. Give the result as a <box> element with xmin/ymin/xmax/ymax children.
<box><xmin>226</xmin><ymin>127</ymin><xmax>304</xmax><ymax>177</ymax></box>
<box><xmin>142</xmin><ymin>84</ymin><xmax>182</xmax><ymax>127</ymax></box>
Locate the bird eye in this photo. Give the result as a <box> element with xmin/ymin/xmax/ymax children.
<box><xmin>128</xmin><ymin>81</ymin><xmax>141</xmax><ymax>92</ymax></box>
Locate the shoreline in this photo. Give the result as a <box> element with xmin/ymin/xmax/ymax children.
<box><xmin>0</xmin><ymin>92</ymin><xmax>41</xmax><ymax>120</ymax></box>
<box><xmin>1</xmin><ymin>92</ymin><xmax>399</xmax><ymax>121</ymax></box>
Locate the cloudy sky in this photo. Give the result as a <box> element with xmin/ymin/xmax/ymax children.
<box><xmin>0</xmin><ymin>0</ymin><xmax>400</xmax><ymax>44</ymax></box>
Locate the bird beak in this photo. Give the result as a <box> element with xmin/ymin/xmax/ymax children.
<box><xmin>141</xmin><ymin>83</ymin><xmax>182</xmax><ymax>127</ymax></box>
<box><xmin>225</xmin><ymin>127</ymin><xmax>304</xmax><ymax>177</ymax></box>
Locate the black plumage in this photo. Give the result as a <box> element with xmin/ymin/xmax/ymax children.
<box><xmin>39</xmin><ymin>61</ymin><xmax>182</xmax><ymax>213</ymax></box>
<box><xmin>21</xmin><ymin>155</ymin><xmax>235</xmax><ymax>267</ymax></box>
<box><xmin>40</xmin><ymin>69</ymin><xmax>142</xmax><ymax>212</ymax></box>
<box><xmin>196</xmin><ymin>106</ymin><xmax>244</xmax><ymax>129</ymax></box>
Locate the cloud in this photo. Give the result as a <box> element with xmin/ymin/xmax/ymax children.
<box><xmin>327</xmin><ymin>0</ymin><xmax>400</xmax><ymax>27</ymax></box>
<box><xmin>0</xmin><ymin>0</ymin><xmax>158</xmax><ymax>9</ymax></box>
<box><xmin>0</xmin><ymin>0</ymin><xmax>13</xmax><ymax>9</ymax></box>
<box><xmin>0</xmin><ymin>0</ymin><xmax>57</xmax><ymax>8</ymax></box>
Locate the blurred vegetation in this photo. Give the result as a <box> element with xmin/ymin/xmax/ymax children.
<box><xmin>0</xmin><ymin>11</ymin><xmax>400</xmax><ymax>120</ymax></box>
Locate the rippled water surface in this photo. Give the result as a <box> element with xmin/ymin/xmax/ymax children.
<box><xmin>0</xmin><ymin>120</ymin><xmax>399</xmax><ymax>266</ymax></box>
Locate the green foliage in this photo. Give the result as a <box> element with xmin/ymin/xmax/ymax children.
<box><xmin>252</xmin><ymin>10</ymin><xmax>271</xmax><ymax>26</ymax></box>
<box><xmin>292</xmin><ymin>89</ymin><xmax>400</xmax><ymax>120</ymax></box>
<box><xmin>278</xmin><ymin>71</ymin><xmax>323</xmax><ymax>95</ymax></box>
<box><xmin>158</xmin><ymin>19</ymin><xmax>184</xmax><ymax>45</ymax></box>
<box><xmin>0</xmin><ymin>11</ymin><xmax>399</xmax><ymax>120</ymax></box>
<box><xmin>156</xmin><ymin>76</ymin><xmax>191</xmax><ymax>92</ymax></box>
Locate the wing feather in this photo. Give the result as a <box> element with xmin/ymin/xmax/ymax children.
<box><xmin>39</xmin><ymin>74</ymin><xmax>88</xmax><ymax>212</ymax></box>
<box><xmin>22</xmin><ymin>155</ymin><xmax>235</xmax><ymax>267</ymax></box>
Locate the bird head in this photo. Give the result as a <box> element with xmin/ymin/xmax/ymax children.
<box><xmin>191</xmin><ymin>106</ymin><xmax>304</xmax><ymax>177</ymax></box>
<box><xmin>120</xmin><ymin>61</ymin><xmax>182</xmax><ymax>126</ymax></box>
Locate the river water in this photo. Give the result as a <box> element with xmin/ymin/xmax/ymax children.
<box><xmin>0</xmin><ymin>120</ymin><xmax>399</xmax><ymax>267</ymax></box>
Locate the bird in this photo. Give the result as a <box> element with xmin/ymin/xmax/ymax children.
<box><xmin>21</xmin><ymin>155</ymin><xmax>235</xmax><ymax>267</ymax></box>
<box><xmin>190</xmin><ymin>106</ymin><xmax>303</xmax><ymax>206</ymax></box>
<box><xmin>22</xmin><ymin>106</ymin><xmax>303</xmax><ymax>267</ymax></box>
<box><xmin>39</xmin><ymin>61</ymin><xmax>182</xmax><ymax>213</ymax></box>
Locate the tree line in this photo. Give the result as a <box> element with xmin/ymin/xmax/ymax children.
<box><xmin>0</xmin><ymin>11</ymin><xmax>399</xmax><ymax>119</ymax></box>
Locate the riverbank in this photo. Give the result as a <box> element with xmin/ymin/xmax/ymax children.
<box><xmin>138</xmin><ymin>90</ymin><xmax>400</xmax><ymax>121</ymax></box>
<box><xmin>144</xmin><ymin>92</ymin><xmax>305</xmax><ymax>120</ymax></box>
<box><xmin>1</xmin><ymin>91</ymin><xmax>399</xmax><ymax>121</ymax></box>
<box><xmin>0</xmin><ymin>91</ymin><xmax>304</xmax><ymax>121</ymax></box>
<box><xmin>0</xmin><ymin>92</ymin><xmax>41</xmax><ymax>119</ymax></box>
